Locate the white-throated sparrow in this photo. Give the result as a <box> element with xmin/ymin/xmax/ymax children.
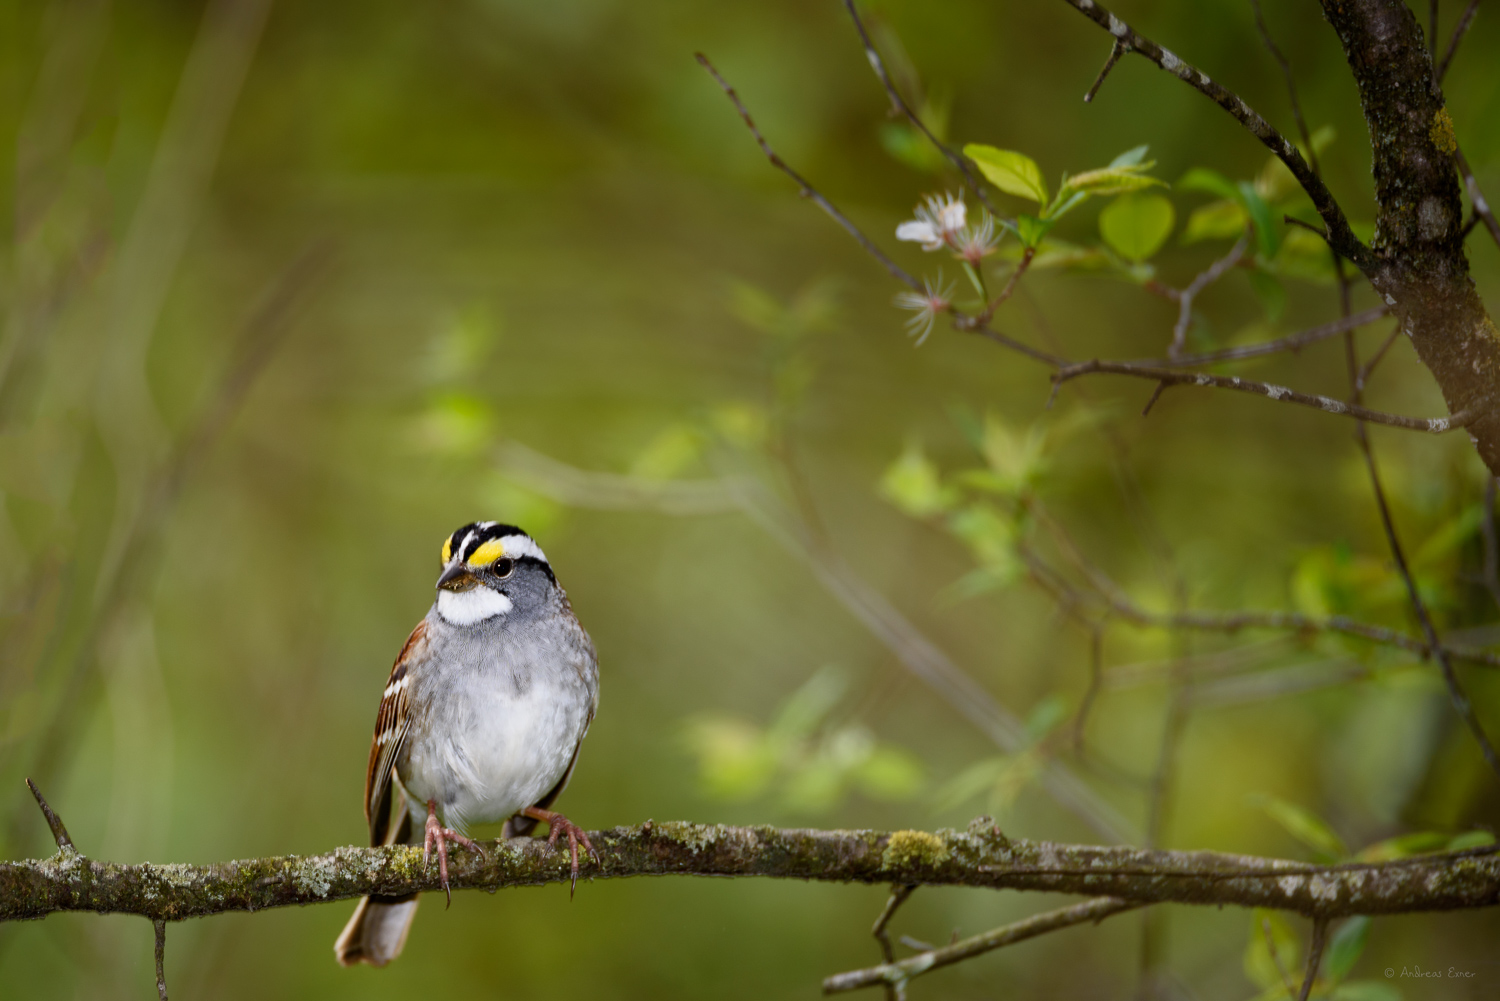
<box><xmin>335</xmin><ymin>522</ymin><xmax>600</xmax><ymax>967</ymax></box>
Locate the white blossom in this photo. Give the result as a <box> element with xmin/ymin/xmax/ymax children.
<box><xmin>896</xmin><ymin>193</ymin><xmax>967</xmax><ymax>251</ymax></box>
<box><xmin>893</xmin><ymin>274</ymin><xmax>955</xmax><ymax>346</ymax></box>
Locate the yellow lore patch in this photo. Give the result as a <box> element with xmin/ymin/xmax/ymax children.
<box><xmin>466</xmin><ymin>538</ymin><xmax>506</xmax><ymax>566</ymax></box>
<box><xmin>441</xmin><ymin>537</ymin><xmax>453</xmax><ymax>564</ymax></box>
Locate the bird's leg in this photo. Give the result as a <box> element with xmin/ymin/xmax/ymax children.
<box><xmin>422</xmin><ymin>799</ymin><xmax>486</xmax><ymax>908</ymax></box>
<box><xmin>521</xmin><ymin>806</ymin><xmax>598</xmax><ymax>896</ymax></box>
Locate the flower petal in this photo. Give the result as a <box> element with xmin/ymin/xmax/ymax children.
<box><xmin>896</xmin><ymin>220</ymin><xmax>940</xmax><ymax>245</ymax></box>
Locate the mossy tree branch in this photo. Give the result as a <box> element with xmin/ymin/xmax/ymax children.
<box><xmin>4</xmin><ymin>820</ymin><xmax>1498</xmax><ymax>924</ymax></box>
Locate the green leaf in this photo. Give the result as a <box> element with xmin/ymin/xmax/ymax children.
<box><xmin>965</xmin><ymin>144</ymin><xmax>1048</xmax><ymax>204</ymax></box>
<box><xmin>880</xmin><ymin>439</ymin><xmax>954</xmax><ymax>517</ymax></box>
<box><xmin>880</xmin><ymin>122</ymin><xmax>950</xmax><ymax>174</ymax></box>
<box><xmin>1110</xmin><ymin>144</ymin><xmax>1150</xmax><ymax>168</ymax></box>
<box><xmin>631</xmin><ymin>424</ymin><xmax>705</xmax><ymax>480</ymax></box>
<box><xmin>1273</xmin><ymin>227</ymin><xmax>1337</xmax><ymax>283</ymax></box>
<box><xmin>1250</xmin><ymin>794</ymin><xmax>1348</xmax><ymax>860</ymax></box>
<box><xmin>932</xmin><ymin>756</ymin><xmax>1011</xmax><ymax>811</ymax></box>
<box><xmin>1183</xmin><ymin>200</ymin><xmax>1248</xmax><ymax>243</ymax></box>
<box><xmin>768</xmin><ymin>667</ymin><xmax>847</xmax><ymax>742</ymax></box>
<box><xmin>1238</xmin><ymin>181</ymin><xmax>1281</xmax><ymax>257</ymax></box>
<box><xmin>947</xmin><ymin>502</ymin><xmax>1020</xmax><ymax>571</ymax></box>
<box><xmin>1356</xmin><ymin>831</ymin><xmax>1454</xmax><ymax>861</ymax></box>
<box><xmin>681</xmin><ymin>716</ymin><xmax>777</xmax><ymax>799</ymax></box>
<box><xmin>1015</xmin><ymin>213</ymin><xmax>1055</xmax><ymax>248</ymax></box>
<box><xmin>1099</xmin><ymin>193</ymin><xmax>1175</xmax><ymax>262</ymax></box>
<box><xmin>1330</xmin><ymin>982</ymin><xmax>1402</xmax><ymax>1001</ymax></box>
<box><xmin>1324</xmin><ymin>916</ymin><xmax>1370</xmax><ymax>983</ymax></box>
<box><xmin>1448</xmin><ymin>829</ymin><xmax>1498</xmax><ymax>850</ymax></box>
<box><xmin>1023</xmin><ymin>694</ymin><xmax>1069</xmax><ymax>743</ymax></box>
<box><xmin>1244</xmin><ymin>909</ymin><xmax>1301</xmax><ymax>993</ymax></box>
<box><xmin>1248</xmin><ymin>270</ymin><xmax>1287</xmax><ymax>323</ymax></box>
<box><xmin>1062</xmin><ymin>164</ymin><xmax>1165</xmax><ymax>198</ymax></box>
<box><xmin>1179</xmin><ymin>166</ymin><xmax>1240</xmax><ymax>200</ymax></box>
<box><xmin>855</xmin><ymin>745</ymin><xmax>926</xmax><ymax>800</ymax></box>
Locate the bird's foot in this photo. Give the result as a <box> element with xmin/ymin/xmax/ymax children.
<box><xmin>423</xmin><ymin>799</ymin><xmax>487</xmax><ymax>908</ymax></box>
<box><xmin>521</xmin><ymin>806</ymin><xmax>598</xmax><ymax>897</ymax></box>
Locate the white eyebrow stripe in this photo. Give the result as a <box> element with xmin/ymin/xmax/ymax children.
<box><xmin>500</xmin><ymin>534</ymin><xmax>547</xmax><ymax>564</ymax></box>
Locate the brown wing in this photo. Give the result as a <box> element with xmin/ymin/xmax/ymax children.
<box><xmin>363</xmin><ymin>620</ymin><xmax>428</xmax><ymax>847</ymax></box>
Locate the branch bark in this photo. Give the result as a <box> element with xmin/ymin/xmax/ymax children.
<box><xmin>4</xmin><ymin>821</ymin><xmax>1498</xmax><ymax>923</ymax></box>
<box><xmin>1318</xmin><ymin>0</ymin><xmax>1500</xmax><ymax>474</ymax></box>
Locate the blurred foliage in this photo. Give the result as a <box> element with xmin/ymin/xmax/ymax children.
<box><xmin>2</xmin><ymin>0</ymin><xmax>1500</xmax><ymax>998</ymax></box>
<box><xmin>683</xmin><ymin>666</ymin><xmax>924</xmax><ymax>812</ymax></box>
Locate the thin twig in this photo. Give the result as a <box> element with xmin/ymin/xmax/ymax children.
<box><xmin>1073</xmin><ymin>628</ymin><xmax>1106</xmax><ymax>753</ymax></box>
<box><xmin>839</xmin><ymin>0</ymin><xmax>998</xmax><ymax>215</ymax></box>
<box><xmin>823</xmin><ymin>897</ymin><xmax>1141</xmax><ymax>994</ymax></box>
<box><xmin>1249</xmin><ymin>0</ymin><xmax>1319</xmax><ymax>176</ymax></box>
<box><xmin>1297</xmin><ymin>916</ymin><xmax>1330</xmax><ymax>1001</ymax></box>
<box><xmin>1484</xmin><ymin>477</ymin><xmax>1500</xmax><ymax>613</ymax></box>
<box><xmin>1053</xmin><ymin>360</ymin><xmax>1473</xmax><ymax>434</ymax></box>
<box><xmin>695</xmin><ymin>53</ymin><xmax>921</xmax><ymax>292</ymax></box>
<box><xmin>871</xmin><ymin>884</ymin><xmax>917</xmax><ymax>1000</ymax></box>
<box><xmin>1025</xmin><ymin>503</ymin><xmax>1500</xmax><ymax>669</ymax></box>
<box><xmin>1152</xmin><ymin>306</ymin><xmax>1389</xmax><ymax>369</ymax></box>
<box><xmin>1430</xmin><ymin>0</ymin><xmax>1441</xmax><ymax>57</ymax></box>
<box><xmin>24</xmin><ymin>779</ymin><xmax>76</xmax><ymax>856</ymax></box>
<box><xmin>1170</xmin><ymin>235</ymin><xmax>1247</xmax><ymax>357</ymax></box>
<box><xmin>1355</xmin><ymin>327</ymin><xmax>1403</xmax><ymax>395</ymax></box>
<box><xmin>1438</xmin><ymin>0</ymin><xmax>1481</xmax><ymax>81</ymax></box>
<box><xmin>1059</xmin><ymin>0</ymin><xmax>1371</xmax><ymax>270</ymax></box>
<box><xmin>154</xmin><ymin>920</ymin><xmax>169</xmax><ymax>1001</ymax></box>
<box><xmin>1084</xmin><ymin>39</ymin><xmax>1128</xmax><ymax>103</ymax></box>
<box><xmin>1358</xmin><ymin>430</ymin><xmax>1500</xmax><ymax>779</ymax></box>
<box><xmin>1263</xmin><ymin>916</ymin><xmax>1299</xmax><ymax>998</ymax></box>
<box><xmin>1454</xmin><ymin>145</ymin><xmax>1500</xmax><ymax>250</ymax></box>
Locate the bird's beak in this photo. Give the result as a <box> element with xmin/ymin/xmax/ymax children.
<box><xmin>436</xmin><ymin>561</ymin><xmax>477</xmax><ymax>591</ymax></box>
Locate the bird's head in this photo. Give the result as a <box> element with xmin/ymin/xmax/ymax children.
<box><xmin>433</xmin><ymin>521</ymin><xmax>555</xmax><ymax>625</ymax></box>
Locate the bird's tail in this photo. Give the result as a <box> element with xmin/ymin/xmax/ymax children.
<box><xmin>334</xmin><ymin>894</ymin><xmax>419</xmax><ymax>967</ymax></box>
<box><xmin>336</xmin><ymin>784</ymin><xmax>418</xmax><ymax>967</ymax></box>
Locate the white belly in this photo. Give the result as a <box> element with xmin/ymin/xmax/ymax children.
<box><xmin>399</xmin><ymin>667</ymin><xmax>589</xmax><ymax>834</ymax></box>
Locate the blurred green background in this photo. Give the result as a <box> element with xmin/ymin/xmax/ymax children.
<box><xmin>3</xmin><ymin>0</ymin><xmax>1500</xmax><ymax>997</ymax></box>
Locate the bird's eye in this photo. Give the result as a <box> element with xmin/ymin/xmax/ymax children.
<box><xmin>493</xmin><ymin>558</ymin><xmax>516</xmax><ymax>579</ymax></box>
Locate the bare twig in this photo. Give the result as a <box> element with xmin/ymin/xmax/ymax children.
<box><xmin>695</xmin><ymin>53</ymin><xmax>921</xmax><ymax>292</ymax></box>
<box><xmin>24</xmin><ymin>780</ymin><xmax>76</xmax><ymax>856</ymax></box>
<box><xmin>1438</xmin><ymin>0</ymin><xmax>1481</xmax><ymax>81</ymax></box>
<box><xmin>1358</xmin><ymin>432</ymin><xmax>1500</xmax><ymax>779</ymax></box>
<box><xmin>1072</xmin><ymin>627</ymin><xmax>1106</xmax><ymax>752</ymax></box>
<box><xmin>1053</xmin><ymin>360</ymin><xmax>1473</xmax><ymax>434</ymax></box>
<box><xmin>1454</xmin><ymin>145</ymin><xmax>1500</xmax><ymax>250</ymax></box>
<box><xmin>1025</xmin><ymin>504</ymin><xmax>1500</xmax><ymax>669</ymax></box>
<box><xmin>1355</xmin><ymin>327</ymin><xmax>1403</xmax><ymax>395</ymax></box>
<box><xmin>1263</xmin><ymin>916</ymin><xmax>1299</xmax><ymax>998</ymax></box>
<box><xmin>1484</xmin><ymin>477</ymin><xmax>1500</xmax><ymax>613</ymax></box>
<box><xmin>839</xmin><ymin>0</ymin><xmax>998</xmax><ymax>215</ymax></box>
<box><xmin>1170</xmin><ymin>235</ymin><xmax>1247</xmax><ymax>358</ymax></box>
<box><xmin>1249</xmin><ymin>0</ymin><xmax>1319</xmax><ymax>175</ymax></box>
<box><xmin>1297</xmin><ymin>916</ymin><xmax>1330</xmax><ymax>1001</ymax></box>
<box><xmin>1059</xmin><ymin>0</ymin><xmax>1371</xmax><ymax>270</ymax></box>
<box><xmin>870</xmin><ymin>884</ymin><xmax>917</xmax><ymax>1000</ymax></box>
<box><xmin>1153</xmin><ymin>306</ymin><xmax>1390</xmax><ymax>369</ymax></box>
<box><xmin>154</xmin><ymin>920</ymin><xmax>169</xmax><ymax>1001</ymax></box>
<box><xmin>1084</xmin><ymin>39</ymin><xmax>1128</xmax><ymax>103</ymax></box>
<box><xmin>824</xmin><ymin>897</ymin><xmax>1141</xmax><ymax>994</ymax></box>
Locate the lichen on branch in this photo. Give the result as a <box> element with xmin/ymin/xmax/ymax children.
<box><xmin>3</xmin><ymin>821</ymin><xmax>1497</xmax><ymax>924</ymax></box>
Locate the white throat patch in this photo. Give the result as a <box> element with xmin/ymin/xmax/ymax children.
<box><xmin>436</xmin><ymin>586</ymin><xmax>512</xmax><ymax>625</ymax></box>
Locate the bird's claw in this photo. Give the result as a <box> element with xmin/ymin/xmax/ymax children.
<box><xmin>422</xmin><ymin>800</ymin><xmax>486</xmax><ymax>908</ymax></box>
